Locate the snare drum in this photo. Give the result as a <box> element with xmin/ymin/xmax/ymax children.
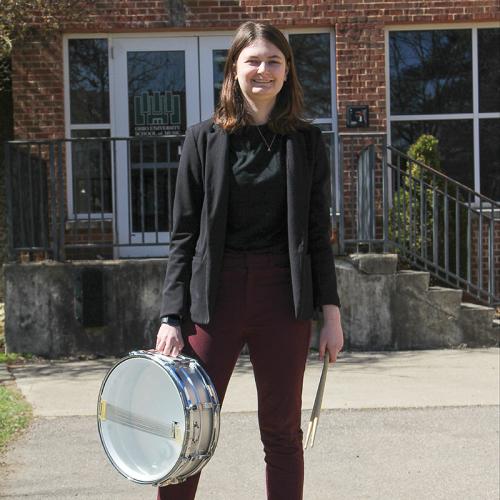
<box><xmin>97</xmin><ymin>350</ymin><xmax>220</xmax><ymax>486</ymax></box>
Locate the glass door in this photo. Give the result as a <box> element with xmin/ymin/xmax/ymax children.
<box><xmin>112</xmin><ymin>37</ymin><xmax>200</xmax><ymax>257</ymax></box>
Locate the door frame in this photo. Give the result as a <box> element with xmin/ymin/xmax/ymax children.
<box><xmin>111</xmin><ymin>36</ymin><xmax>200</xmax><ymax>257</ymax></box>
<box><xmin>199</xmin><ymin>36</ymin><xmax>233</xmax><ymax>121</ymax></box>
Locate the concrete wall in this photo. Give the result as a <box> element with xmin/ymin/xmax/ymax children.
<box><xmin>4</xmin><ymin>254</ymin><xmax>498</xmax><ymax>357</ymax></box>
<box><xmin>4</xmin><ymin>260</ymin><xmax>167</xmax><ymax>357</ymax></box>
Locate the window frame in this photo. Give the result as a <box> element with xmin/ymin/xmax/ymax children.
<box><xmin>64</xmin><ymin>34</ymin><xmax>113</xmax><ymax>220</ymax></box>
<box><xmin>385</xmin><ymin>23</ymin><xmax>500</xmax><ymax>201</ymax></box>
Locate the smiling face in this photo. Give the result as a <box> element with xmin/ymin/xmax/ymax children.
<box><xmin>235</xmin><ymin>38</ymin><xmax>288</xmax><ymax>109</ymax></box>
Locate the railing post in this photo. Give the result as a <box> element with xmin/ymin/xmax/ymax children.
<box><xmin>112</xmin><ymin>139</ymin><xmax>119</xmax><ymax>253</ymax></box>
<box><xmin>455</xmin><ymin>185</ymin><xmax>460</xmax><ymax>285</ymax></box>
<box><xmin>48</xmin><ymin>142</ymin><xmax>59</xmax><ymax>261</ymax></box>
<box><xmin>338</xmin><ymin>134</ymin><xmax>345</xmax><ymax>255</ymax></box>
<box><xmin>4</xmin><ymin>142</ymin><xmax>15</xmax><ymax>261</ymax></box>
<box><xmin>382</xmin><ymin>139</ymin><xmax>389</xmax><ymax>253</ymax></box>
<box><xmin>466</xmin><ymin>192</ymin><xmax>472</xmax><ymax>292</ymax></box>
<box><xmin>57</xmin><ymin>141</ymin><xmax>65</xmax><ymax>261</ymax></box>
<box><xmin>444</xmin><ymin>180</ymin><xmax>449</xmax><ymax>275</ymax></box>
<box><xmin>478</xmin><ymin>199</ymin><xmax>483</xmax><ymax>294</ymax></box>
<box><xmin>488</xmin><ymin>208</ymin><xmax>495</xmax><ymax>305</ymax></box>
<box><xmin>432</xmin><ymin>175</ymin><xmax>439</xmax><ymax>271</ymax></box>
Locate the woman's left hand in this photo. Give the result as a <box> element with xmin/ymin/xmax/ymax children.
<box><xmin>319</xmin><ymin>304</ymin><xmax>344</xmax><ymax>364</ymax></box>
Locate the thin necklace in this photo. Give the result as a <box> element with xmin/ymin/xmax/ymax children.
<box><xmin>256</xmin><ymin>126</ymin><xmax>277</xmax><ymax>152</ymax></box>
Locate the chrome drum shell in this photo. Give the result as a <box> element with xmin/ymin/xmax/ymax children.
<box><xmin>97</xmin><ymin>350</ymin><xmax>220</xmax><ymax>486</ymax></box>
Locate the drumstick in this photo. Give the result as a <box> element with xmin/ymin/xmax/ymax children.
<box><xmin>304</xmin><ymin>350</ymin><xmax>330</xmax><ymax>449</ymax></box>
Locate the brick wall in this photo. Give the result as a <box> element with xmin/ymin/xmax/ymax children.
<box><xmin>12</xmin><ymin>0</ymin><xmax>499</xmax><ymax>139</ymax></box>
<box><xmin>471</xmin><ymin>216</ymin><xmax>500</xmax><ymax>300</ymax></box>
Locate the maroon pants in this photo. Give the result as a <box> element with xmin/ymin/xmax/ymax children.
<box><xmin>158</xmin><ymin>252</ymin><xmax>311</xmax><ymax>500</ymax></box>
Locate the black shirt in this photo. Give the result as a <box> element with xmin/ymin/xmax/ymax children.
<box><xmin>225</xmin><ymin>125</ymin><xmax>288</xmax><ymax>253</ymax></box>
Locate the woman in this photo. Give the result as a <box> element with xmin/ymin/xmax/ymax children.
<box><xmin>156</xmin><ymin>21</ymin><xmax>343</xmax><ymax>500</ymax></box>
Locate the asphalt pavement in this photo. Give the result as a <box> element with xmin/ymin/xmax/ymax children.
<box><xmin>0</xmin><ymin>348</ymin><xmax>499</xmax><ymax>499</ymax></box>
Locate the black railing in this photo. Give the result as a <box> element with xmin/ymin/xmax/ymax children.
<box><xmin>337</xmin><ymin>133</ymin><xmax>499</xmax><ymax>306</ymax></box>
<box><xmin>5</xmin><ymin>136</ymin><xmax>183</xmax><ymax>260</ymax></box>
<box><xmin>5</xmin><ymin>133</ymin><xmax>338</xmax><ymax>261</ymax></box>
<box><xmin>386</xmin><ymin>146</ymin><xmax>499</xmax><ymax>306</ymax></box>
<box><xmin>5</xmin><ymin>133</ymin><xmax>499</xmax><ymax>305</ymax></box>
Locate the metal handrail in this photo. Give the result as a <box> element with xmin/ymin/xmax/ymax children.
<box><xmin>336</xmin><ymin>133</ymin><xmax>499</xmax><ymax>306</ymax></box>
<box><xmin>4</xmin><ymin>136</ymin><xmax>184</xmax><ymax>261</ymax></box>
<box><xmin>385</xmin><ymin>146</ymin><xmax>499</xmax><ymax>306</ymax></box>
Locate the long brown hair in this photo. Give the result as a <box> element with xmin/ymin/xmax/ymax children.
<box><xmin>213</xmin><ymin>22</ymin><xmax>307</xmax><ymax>134</ymax></box>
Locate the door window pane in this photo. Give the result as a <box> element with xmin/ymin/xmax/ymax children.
<box><xmin>289</xmin><ymin>33</ymin><xmax>332</xmax><ymax>118</ymax></box>
<box><xmin>391</xmin><ymin>120</ymin><xmax>474</xmax><ymax>190</ymax></box>
<box><xmin>389</xmin><ymin>30</ymin><xmax>472</xmax><ymax>115</ymax></box>
<box><xmin>71</xmin><ymin>129</ymin><xmax>111</xmax><ymax>213</ymax></box>
<box><xmin>131</xmin><ymin>167</ymin><xmax>177</xmax><ymax>232</ymax></box>
<box><xmin>213</xmin><ymin>49</ymin><xmax>227</xmax><ymax>109</ymax></box>
<box><xmin>479</xmin><ymin>119</ymin><xmax>500</xmax><ymax>201</ymax></box>
<box><xmin>69</xmin><ymin>39</ymin><xmax>110</xmax><ymax>124</ymax></box>
<box><xmin>478</xmin><ymin>29</ymin><xmax>500</xmax><ymax>113</ymax></box>
<box><xmin>127</xmin><ymin>51</ymin><xmax>186</xmax><ymax>136</ymax></box>
<box><xmin>130</xmin><ymin>137</ymin><xmax>182</xmax><ymax>232</ymax></box>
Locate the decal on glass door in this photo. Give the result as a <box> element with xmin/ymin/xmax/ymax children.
<box><xmin>127</xmin><ymin>51</ymin><xmax>186</xmax><ymax>136</ymax></box>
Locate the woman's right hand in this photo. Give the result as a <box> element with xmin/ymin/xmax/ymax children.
<box><xmin>155</xmin><ymin>324</ymin><xmax>184</xmax><ymax>357</ymax></box>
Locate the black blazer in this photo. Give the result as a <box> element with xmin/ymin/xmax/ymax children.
<box><xmin>160</xmin><ymin>119</ymin><xmax>340</xmax><ymax>324</ymax></box>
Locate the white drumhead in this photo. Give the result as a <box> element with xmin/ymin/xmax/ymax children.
<box><xmin>99</xmin><ymin>356</ymin><xmax>186</xmax><ymax>483</ymax></box>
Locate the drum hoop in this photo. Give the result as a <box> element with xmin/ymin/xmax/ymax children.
<box><xmin>180</xmin><ymin>361</ymin><xmax>221</xmax><ymax>479</ymax></box>
<box><xmin>97</xmin><ymin>351</ymin><xmax>191</xmax><ymax>486</ymax></box>
<box><xmin>151</xmin><ymin>351</ymin><xmax>222</xmax><ymax>485</ymax></box>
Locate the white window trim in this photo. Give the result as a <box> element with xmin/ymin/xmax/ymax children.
<box><xmin>385</xmin><ymin>24</ymin><xmax>500</xmax><ymax>201</ymax></box>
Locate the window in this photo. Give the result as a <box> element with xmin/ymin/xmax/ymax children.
<box><xmin>289</xmin><ymin>33</ymin><xmax>332</xmax><ymax>119</ymax></box>
<box><xmin>390</xmin><ymin>30</ymin><xmax>472</xmax><ymax>115</ymax></box>
<box><xmin>389</xmin><ymin>27</ymin><xmax>500</xmax><ymax>200</ymax></box>
<box><xmin>67</xmin><ymin>38</ymin><xmax>112</xmax><ymax>215</ymax></box>
<box><xmin>212</xmin><ymin>49</ymin><xmax>227</xmax><ymax>109</ymax></box>
<box><xmin>71</xmin><ymin>129</ymin><xmax>111</xmax><ymax>213</ymax></box>
<box><xmin>478</xmin><ymin>29</ymin><xmax>500</xmax><ymax>113</ymax></box>
<box><xmin>69</xmin><ymin>39</ymin><xmax>110</xmax><ymax>124</ymax></box>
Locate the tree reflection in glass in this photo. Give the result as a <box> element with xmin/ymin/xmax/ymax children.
<box><xmin>289</xmin><ymin>33</ymin><xmax>331</xmax><ymax>119</ymax></box>
<box><xmin>391</xmin><ymin>120</ymin><xmax>474</xmax><ymax>190</ymax></box>
<box><xmin>478</xmin><ymin>28</ymin><xmax>500</xmax><ymax>113</ymax></box>
<box><xmin>69</xmin><ymin>39</ymin><xmax>109</xmax><ymax>124</ymax></box>
<box><xmin>479</xmin><ymin>119</ymin><xmax>500</xmax><ymax>201</ymax></box>
<box><xmin>390</xmin><ymin>30</ymin><xmax>472</xmax><ymax>115</ymax></box>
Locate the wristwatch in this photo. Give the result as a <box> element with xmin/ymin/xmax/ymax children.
<box><xmin>161</xmin><ymin>315</ymin><xmax>181</xmax><ymax>327</ymax></box>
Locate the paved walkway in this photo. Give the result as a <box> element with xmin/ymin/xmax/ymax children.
<box><xmin>0</xmin><ymin>348</ymin><xmax>499</xmax><ymax>499</ymax></box>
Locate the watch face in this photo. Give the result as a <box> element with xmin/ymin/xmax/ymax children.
<box><xmin>163</xmin><ymin>316</ymin><xmax>180</xmax><ymax>327</ymax></box>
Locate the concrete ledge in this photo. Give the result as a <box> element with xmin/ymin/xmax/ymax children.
<box><xmin>349</xmin><ymin>253</ymin><xmax>398</xmax><ymax>274</ymax></box>
<box><xmin>3</xmin><ymin>259</ymin><xmax>168</xmax><ymax>357</ymax></box>
<box><xmin>3</xmin><ymin>256</ymin><xmax>497</xmax><ymax>356</ymax></box>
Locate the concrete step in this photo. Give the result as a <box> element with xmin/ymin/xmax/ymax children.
<box><xmin>396</xmin><ymin>270</ymin><xmax>430</xmax><ymax>294</ymax></box>
<box><xmin>459</xmin><ymin>302</ymin><xmax>497</xmax><ymax>346</ymax></box>
<box><xmin>427</xmin><ymin>286</ymin><xmax>463</xmax><ymax>315</ymax></box>
<box><xmin>349</xmin><ymin>253</ymin><xmax>398</xmax><ymax>274</ymax></box>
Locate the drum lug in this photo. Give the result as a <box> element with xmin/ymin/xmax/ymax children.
<box><xmin>201</xmin><ymin>402</ymin><xmax>216</xmax><ymax>410</ymax></box>
<box><xmin>188</xmin><ymin>402</ymin><xmax>217</xmax><ymax>411</ymax></box>
<box><xmin>184</xmin><ymin>452</ymin><xmax>212</xmax><ymax>462</ymax></box>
